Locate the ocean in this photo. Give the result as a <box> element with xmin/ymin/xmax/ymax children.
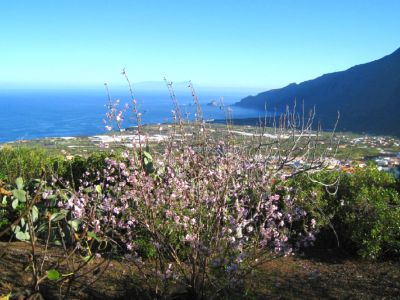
<box><xmin>0</xmin><ymin>88</ymin><xmax>262</xmax><ymax>143</ymax></box>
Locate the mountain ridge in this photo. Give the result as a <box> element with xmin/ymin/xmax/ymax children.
<box><xmin>236</xmin><ymin>47</ymin><xmax>400</xmax><ymax>136</ymax></box>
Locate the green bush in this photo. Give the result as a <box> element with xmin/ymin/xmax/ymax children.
<box><xmin>337</xmin><ymin>165</ymin><xmax>400</xmax><ymax>259</ymax></box>
<box><xmin>61</xmin><ymin>151</ymin><xmax>121</xmax><ymax>188</ymax></box>
<box><xmin>0</xmin><ymin>146</ymin><xmax>65</xmax><ymax>183</ymax></box>
<box><xmin>276</xmin><ymin>165</ymin><xmax>400</xmax><ymax>259</ymax></box>
<box><xmin>0</xmin><ymin>146</ymin><xmax>114</xmax><ymax>186</ymax></box>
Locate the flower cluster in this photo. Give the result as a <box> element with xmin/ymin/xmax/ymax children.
<box><xmin>61</xmin><ymin>133</ymin><xmax>317</xmax><ymax>296</ymax></box>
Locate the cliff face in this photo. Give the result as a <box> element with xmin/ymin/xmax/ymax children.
<box><xmin>237</xmin><ymin>48</ymin><xmax>400</xmax><ymax>136</ymax></box>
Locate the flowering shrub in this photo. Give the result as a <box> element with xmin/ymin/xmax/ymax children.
<box><xmin>49</xmin><ymin>77</ymin><xmax>331</xmax><ymax>297</ymax></box>
<box><xmin>62</xmin><ymin>127</ymin><xmax>318</xmax><ymax>297</ymax></box>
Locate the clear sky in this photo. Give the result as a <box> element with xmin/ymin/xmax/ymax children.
<box><xmin>1</xmin><ymin>0</ymin><xmax>399</xmax><ymax>90</ymax></box>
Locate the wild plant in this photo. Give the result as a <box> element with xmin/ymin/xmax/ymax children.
<box><xmin>0</xmin><ymin>174</ymin><xmax>112</xmax><ymax>298</ymax></box>
<box><xmin>59</xmin><ymin>74</ymin><xmax>333</xmax><ymax>298</ymax></box>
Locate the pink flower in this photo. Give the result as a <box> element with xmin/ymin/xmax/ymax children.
<box><xmin>165</xmin><ymin>210</ymin><xmax>173</xmax><ymax>218</ymax></box>
<box><xmin>116</xmin><ymin>112</ymin><xmax>123</xmax><ymax>122</ymax></box>
<box><xmin>126</xmin><ymin>242</ymin><xmax>133</xmax><ymax>251</ymax></box>
<box><xmin>67</xmin><ymin>197</ymin><xmax>74</xmax><ymax>208</ymax></box>
<box><xmin>93</xmin><ymin>220</ymin><xmax>100</xmax><ymax>233</ymax></box>
<box><xmin>311</xmin><ymin>219</ymin><xmax>316</xmax><ymax>228</ymax></box>
<box><xmin>185</xmin><ymin>234</ymin><xmax>195</xmax><ymax>242</ymax></box>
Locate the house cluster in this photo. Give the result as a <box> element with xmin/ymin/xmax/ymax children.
<box><xmin>373</xmin><ymin>153</ymin><xmax>400</xmax><ymax>178</ymax></box>
<box><xmin>349</xmin><ymin>135</ymin><xmax>400</xmax><ymax>148</ymax></box>
<box><xmin>282</xmin><ymin>151</ymin><xmax>400</xmax><ymax>179</ymax></box>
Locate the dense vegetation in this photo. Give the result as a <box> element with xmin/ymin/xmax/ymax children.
<box><xmin>274</xmin><ymin>167</ymin><xmax>400</xmax><ymax>259</ymax></box>
<box><xmin>1</xmin><ymin>133</ymin><xmax>399</xmax><ymax>298</ymax></box>
<box><xmin>2</xmin><ymin>146</ymin><xmax>398</xmax><ymax>260</ymax></box>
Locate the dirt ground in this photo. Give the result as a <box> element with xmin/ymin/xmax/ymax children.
<box><xmin>249</xmin><ymin>249</ymin><xmax>400</xmax><ymax>299</ymax></box>
<box><xmin>0</xmin><ymin>242</ymin><xmax>399</xmax><ymax>299</ymax></box>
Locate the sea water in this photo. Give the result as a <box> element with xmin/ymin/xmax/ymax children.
<box><xmin>0</xmin><ymin>88</ymin><xmax>262</xmax><ymax>143</ymax></box>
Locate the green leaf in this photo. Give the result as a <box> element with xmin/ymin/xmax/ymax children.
<box><xmin>47</xmin><ymin>269</ymin><xmax>61</xmax><ymax>281</ymax></box>
<box><xmin>46</xmin><ymin>194</ymin><xmax>58</xmax><ymax>201</ymax></box>
<box><xmin>68</xmin><ymin>219</ymin><xmax>80</xmax><ymax>231</ymax></box>
<box><xmin>16</xmin><ymin>231</ymin><xmax>28</xmax><ymax>241</ymax></box>
<box><xmin>15</xmin><ymin>177</ymin><xmax>24</xmax><ymax>190</ymax></box>
<box><xmin>32</xmin><ymin>206</ymin><xmax>39</xmax><ymax>222</ymax></box>
<box><xmin>20</xmin><ymin>217</ymin><xmax>25</xmax><ymax>228</ymax></box>
<box><xmin>82</xmin><ymin>255</ymin><xmax>94</xmax><ymax>263</ymax></box>
<box><xmin>2</xmin><ymin>196</ymin><xmax>7</xmax><ymax>205</ymax></box>
<box><xmin>143</xmin><ymin>151</ymin><xmax>152</xmax><ymax>161</ymax></box>
<box><xmin>11</xmin><ymin>225</ymin><xmax>21</xmax><ymax>233</ymax></box>
<box><xmin>59</xmin><ymin>192</ymin><xmax>69</xmax><ymax>201</ymax></box>
<box><xmin>50</xmin><ymin>212</ymin><xmax>66</xmax><ymax>222</ymax></box>
<box><xmin>88</xmin><ymin>231</ymin><xmax>100</xmax><ymax>241</ymax></box>
<box><xmin>12</xmin><ymin>189</ymin><xmax>26</xmax><ymax>202</ymax></box>
<box><xmin>84</xmin><ymin>187</ymin><xmax>93</xmax><ymax>194</ymax></box>
<box><xmin>95</xmin><ymin>185</ymin><xmax>102</xmax><ymax>194</ymax></box>
<box><xmin>11</xmin><ymin>199</ymin><xmax>18</xmax><ymax>209</ymax></box>
<box><xmin>36</xmin><ymin>223</ymin><xmax>48</xmax><ymax>233</ymax></box>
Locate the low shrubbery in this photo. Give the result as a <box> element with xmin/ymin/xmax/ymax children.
<box><xmin>0</xmin><ymin>147</ymin><xmax>118</xmax><ymax>246</ymax></box>
<box><xmin>3</xmin><ymin>147</ymin><xmax>397</xmax><ymax>261</ymax></box>
<box><xmin>0</xmin><ymin>146</ymin><xmax>65</xmax><ymax>183</ymax></box>
<box><xmin>275</xmin><ymin>165</ymin><xmax>400</xmax><ymax>259</ymax></box>
<box><xmin>2</xmin><ymin>143</ymin><xmax>399</xmax><ymax>298</ymax></box>
<box><xmin>0</xmin><ymin>146</ymin><xmax>118</xmax><ymax>185</ymax></box>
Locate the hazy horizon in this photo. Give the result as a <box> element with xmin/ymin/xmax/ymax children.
<box><xmin>0</xmin><ymin>80</ymin><xmax>267</xmax><ymax>94</ymax></box>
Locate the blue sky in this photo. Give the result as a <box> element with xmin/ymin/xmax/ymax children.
<box><xmin>1</xmin><ymin>0</ymin><xmax>399</xmax><ymax>90</ymax></box>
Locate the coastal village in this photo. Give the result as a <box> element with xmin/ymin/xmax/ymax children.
<box><xmin>341</xmin><ymin>134</ymin><xmax>400</xmax><ymax>178</ymax></box>
<box><xmin>3</xmin><ymin>124</ymin><xmax>400</xmax><ymax>179</ymax></box>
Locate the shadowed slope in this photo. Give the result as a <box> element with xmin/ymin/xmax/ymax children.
<box><xmin>237</xmin><ymin>48</ymin><xmax>400</xmax><ymax>136</ymax></box>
